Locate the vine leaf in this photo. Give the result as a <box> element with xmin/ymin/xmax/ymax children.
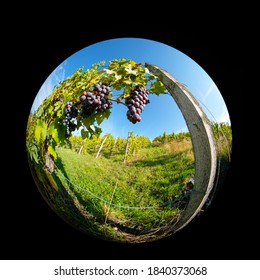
<box><xmin>48</xmin><ymin>120</ymin><xmax>59</xmax><ymax>143</ymax></box>
<box><xmin>81</xmin><ymin>129</ymin><xmax>89</xmax><ymax>139</ymax></box>
<box><xmin>35</xmin><ymin>119</ymin><xmax>47</xmax><ymax>143</ymax></box>
<box><xmin>48</xmin><ymin>145</ymin><xmax>57</xmax><ymax>160</ymax></box>
<box><xmin>150</xmin><ymin>80</ymin><xmax>168</xmax><ymax>95</ymax></box>
<box><xmin>96</xmin><ymin>110</ymin><xmax>111</xmax><ymax>125</ymax></box>
<box><xmin>125</xmin><ymin>65</ymin><xmax>138</xmax><ymax>75</ymax></box>
<box><xmin>28</xmin><ymin>58</ymin><xmax>169</xmax><ymax>170</ymax></box>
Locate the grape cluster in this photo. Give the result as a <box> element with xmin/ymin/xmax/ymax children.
<box><xmin>63</xmin><ymin>101</ymin><xmax>78</xmax><ymax>137</ymax></box>
<box><xmin>79</xmin><ymin>82</ymin><xmax>112</xmax><ymax>118</ymax></box>
<box><xmin>125</xmin><ymin>86</ymin><xmax>150</xmax><ymax>124</ymax></box>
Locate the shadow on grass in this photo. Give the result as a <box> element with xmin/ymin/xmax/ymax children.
<box><xmin>133</xmin><ymin>149</ymin><xmax>193</xmax><ymax>169</ymax></box>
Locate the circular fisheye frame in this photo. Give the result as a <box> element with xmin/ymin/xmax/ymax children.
<box><xmin>26</xmin><ymin>38</ymin><xmax>232</xmax><ymax>243</ymax></box>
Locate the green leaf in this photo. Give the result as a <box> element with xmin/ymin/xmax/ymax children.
<box><xmin>56</xmin><ymin>123</ymin><xmax>67</xmax><ymax>145</ymax></box>
<box><xmin>32</xmin><ymin>152</ymin><xmax>39</xmax><ymax>164</ymax></box>
<box><xmin>48</xmin><ymin>145</ymin><xmax>57</xmax><ymax>160</ymax></box>
<box><xmin>48</xmin><ymin>120</ymin><xmax>59</xmax><ymax>143</ymax></box>
<box><xmin>95</xmin><ymin>109</ymin><xmax>111</xmax><ymax>125</ymax></box>
<box><xmin>125</xmin><ymin>65</ymin><xmax>138</xmax><ymax>75</ymax></box>
<box><xmin>114</xmin><ymin>74</ymin><xmax>122</xmax><ymax>81</ymax></box>
<box><xmin>27</xmin><ymin>142</ymin><xmax>39</xmax><ymax>164</ymax></box>
<box><xmin>35</xmin><ymin>119</ymin><xmax>47</xmax><ymax>143</ymax></box>
<box><xmin>95</xmin><ymin>112</ymin><xmax>104</xmax><ymax>126</ymax></box>
<box><xmin>34</xmin><ymin>123</ymin><xmax>41</xmax><ymax>142</ymax></box>
<box><xmin>47</xmin><ymin>105</ymin><xmax>54</xmax><ymax>116</ymax></box>
<box><xmin>93</xmin><ymin>125</ymin><xmax>102</xmax><ymax>137</ymax></box>
<box><xmin>104</xmin><ymin>69</ymin><xmax>115</xmax><ymax>75</ymax></box>
<box><xmin>130</xmin><ymin>75</ymin><xmax>136</xmax><ymax>81</ymax></box>
<box><xmin>123</xmin><ymin>78</ymin><xmax>134</xmax><ymax>85</ymax></box>
<box><xmin>81</xmin><ymin>129</ymin><xmax>89</xmax><ymax>139</ymax></box>
<box><xmin>103</xmin><ymin>109</ymin><xmax>111</xmax><ymax>120</ymax></box>
<box><xmin>149</xmin><ymin>80</ymin><xmax>168</xmax><ymax>95</ymax></box>
<box><xmin>82</xmin><ymin>117</ymin><xmax>96</xmax><ymax>136</ymax></box>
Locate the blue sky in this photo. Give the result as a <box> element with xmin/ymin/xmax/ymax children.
<box><xmin>31</xmin><ymin>37</ymin><xmax>231</xmax><ymax>140</ymax></box>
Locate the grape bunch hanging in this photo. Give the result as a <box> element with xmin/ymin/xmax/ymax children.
<box><xmin>62</xmin><ymin>82</ymin><xmax>113</xmax><ymax>137</ymax></box>
<box><xmin>62</xmin><ymin>83</ymin><xmax>150</xmax><ymax>137</ymax></box>
<box><xmin>63</xmin><ymin>101</ymin><xmax>78</xmax><ymax>137</ymax></box>
<box><xmin>125</xmin><ymin>86</ymin><xmax>150</xmax><ymax>124</ymax></box>
<box><xmin>79</xmin><ymin>82</ymin><xmax>112</xmax><ymax>118</ymax></box>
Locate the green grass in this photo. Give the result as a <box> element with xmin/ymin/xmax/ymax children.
<box><xmin>48</xmin><ymin>141</ymin><xmax>195</xmax><ymax>242</ymax></box>
<box><xmin>29</xmin><ymin>140</ymin><xmax>195</xmax><ymax>242</ymax></box>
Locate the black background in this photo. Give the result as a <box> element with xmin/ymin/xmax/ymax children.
<box><xmin>2</xmin><ymin>17</ymin><xmax>257</xmax><ymax>261</ymax></box>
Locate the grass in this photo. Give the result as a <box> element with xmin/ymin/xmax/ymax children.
<box><xmin>58</xmin><ymin>141</ymin><xmax>194</xmax><ymax>242</ymax></box>
<box><xmin>29</xmin><ymin>139</ymin><xmax>195</xmax><ymax>243</ymax></box>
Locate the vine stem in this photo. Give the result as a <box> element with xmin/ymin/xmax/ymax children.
<box><xmin>109</xmin><ymin>98</ymin><xmax>127</xmax><ymax>107</ymax></box>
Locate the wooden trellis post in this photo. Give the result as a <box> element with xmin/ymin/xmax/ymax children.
<box><xmin>123</xmin><ymin>132</ymin><xmax>131</xmax><ymax>164</ymax></box>
<box><xmin>145</xmin><ymin>63</ymin><xmax>218</xmax><ymax>233</ymax></box>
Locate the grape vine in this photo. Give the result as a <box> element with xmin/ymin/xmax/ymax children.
<box><xmin>61</xmin><ymin>82</ymin><xmax>151</xmax><ymax>137</ymax></box>
<box><xmin>27</xmin><ymin>58</ymin><xmax>168</xmax><ymax>168</ymax></box>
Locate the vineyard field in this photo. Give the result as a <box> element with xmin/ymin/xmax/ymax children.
<box><xmin>30</xmin><ymin>138</ymin><xmax>195</xmax><ymax>243</ymax></box>
<box><xmin>26</xmin><ymin>58</ymin><xmax>232</xmax><ymax>243</ymax></box>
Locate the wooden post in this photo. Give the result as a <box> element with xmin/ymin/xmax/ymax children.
<box><xmin>96</xmin><ymin>136</ymin><xmax>107</xmax><ymax>158</ymax></box>
<box><xmin>78</xmin><ymin>139</ymin><xmax>86</xmax><ymax>155</ymax></box>
<box><xmin>145</xmin><ymin>63</ymin><xmax>218</xmax><ymax>233</ymax></box>
<box><xmin>110</xmin><ymin>137</ymin><xmax>118</xmax><ymax>158</ymax></box>
<box><xmin>123</xmin><ymin>132</ymin><xmax>131</xmax><ymax>164</ymax></box>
